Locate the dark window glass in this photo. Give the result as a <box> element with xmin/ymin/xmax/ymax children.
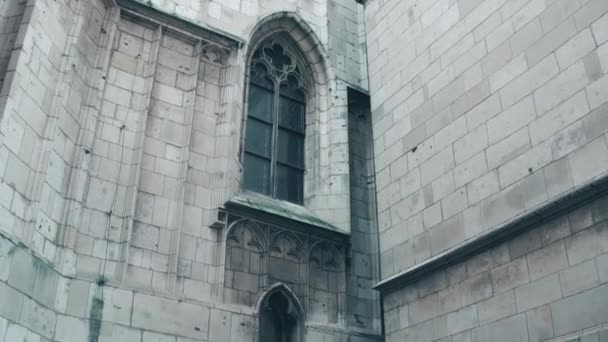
<box><xmin>275</xmin><ymin>164</ymin><xmax>304</xmax><ymax>203</ymax></box>
<box><xmin>243</xmin><ymin>154</ymin><xmax>271</xmax><ymax>195</ymax></box>
<box><xmin>248</xmin><ymin>85</ymin><xmax>273</xmax><ymax>123</ymax></box>
<box><xmin>243</xmin><ymin>41</ymin><xmax>306</xmax><ymax>204</ymax></box>
<box><xmin>250</xmin><ymin>63</ymin><xmax>274</xmax><ymax>90</ymax></box>
<box><xmin>277</xmin><ymin>129</ymin><xmax>304</xmax><ymax>168</ymax></box>
<box><xmin>279</xmin><ymin>96</ymin><xmax>305</xmax><ymax>133</ymax></box>
<box><xmin>245</xmin><ymin>119</ymin><xmax>272</xmax><ymax>158</ymax></box>
<box><xmin>280</xmin><ymin>75</ymin><xmax>305</xmax><ymax>102</ymax></box>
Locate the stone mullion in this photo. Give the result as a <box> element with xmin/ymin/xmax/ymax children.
<box><xmin>117</xmin><ymin>22</ymin><xmax>163</xmax><ymax>284</ymax></box>
<box><xmin>167</xmin><ymin>40</ymin><xmax>202</xmax><ymax>294</ymax></box>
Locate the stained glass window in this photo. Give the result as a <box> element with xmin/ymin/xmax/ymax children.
<box><xmin>243</xmin><ymin>40</ymin><xmax>306</xmax><ymax>204</ymax></box>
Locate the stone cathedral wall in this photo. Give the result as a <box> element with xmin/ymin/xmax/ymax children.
<box><xmin>0</xmin><ymin>0</ymin><xmax>381</xmax><ymax>341</ymax></box>
<box><xmin>366</xmin><ymin>0</ymin><xmax>608</xmax><ymax>279</ymax></box>
<box><xmin>382</xmin><ymin>193</ymin><xmax>608</xmax><ymax>342</ymax></box>
<box><xmin>364</xmin><ymin>0</ymin><xmax>608</xmax><ymax>340</ymax></box>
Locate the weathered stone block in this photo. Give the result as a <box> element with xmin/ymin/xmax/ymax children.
<box><xmin>477</xmin><ymin>290</ymin><xmax>516</xmax><ymax>324</ymax></box>
<box><xmin>526</xmin><ymin>18</ymin><xmax>577</xmax><ymax>67</ymax></box>
<box><xmin>472</xmin><ymin>314</ymin><xmax>528</xmax><ymax>342</ymax></box>
<box><xmin>501</xmin><ymin>54</ymin><xmax>559</xmax><ymax>109</ymax></box>
<box><xmin>486</xmin><ymin>127</ymin><xmax>531</xmax><ymax>170</ymax></box>
<box><xmin>515</xmin><ymin>273</ymin><xmax>562</xmax><ymax>312</ymax></box>
<box><xmin>436</xmin><ymin>285</ymin><xmax>461</xmax><ymax>316</ymax></box>
<box><xmin>550</xmin><ymin>284</ymin><xmax>608</xmax><ymax>336</ymax></box>
<box><xmin>512</xmin><ymin>0</ymin><xmax>545</xmax><ymax>31</ymax></box>
<box><xmin>481</xmin><ymin>184</ymin><xmax>525</xmax><ymax>229</ymax></box>
<box><xmin>97</xmin><ymin>324</ymin><xmax>140</xmax><ymax>342</ymax></box>
<box><xmin>132</xmin><ymin>293</ymin><xmax>209</xmax><ymax>339</ymax></box>
<box><xmin>430</xmin><ymin>214</ymin><xmax>465</xmax><ymax>256</ymax></box>
<box><xmin>55</xmin><ymin>315</ymin><xmax>88</xmax><ymax>342</ymax></box>
<box><xmin>409</xmin><ymin>294</ymin><xmax>438</xmax><ymax>325</ymax></box>
<box><xmin>526</xmin><ymin>305</ymin><xmax>554</xmax><ymax>342</ymax></box>
<box><xmin>461</xmin><ymin>272</ymin><xmax>492</xmax><ymax>306</ymax></box>
<box><xmin>4</xmin><ymin>323</ymin><xmax>29</xmax><ymax>342</ymax></box>
<box><xmin>102</xmin><ymin>286</ymin><xmax>133</xmax><ymax>325</ymax></box>
<box><xmin>586</xmin><ymin>74</ymin><xmax>608</xmax><ymax>110</ymax></box>
<box><xmin>0</xmin><ymin>317</ymin><xmax>6</xmax><ymax>341</ymax></box>
<box><xmin>583</xmin><ymin>102</ymin><xmax>608</xmax><ymax>143</ymax></box>
<box><xmin>598</xmin><ymin>253</ymin><xmax>608</xmax><ymax>282</ymax></box>
<box><xmin>535</xmin><ymin>61</ymin><xmax>589</xmax><ymax>116</ymax></box>
<box><xmin>141</xmin><ymin>330</ymin><xmax>176</xmax><ymax>342</ymax></box>
<box><xmin>466</xmin><ymin>245</ymin><xmax>510</xmax><ymax>277</ymax></box>
<box><xmin>574</xmin><ymin>0</ymin><xmax>608</xmax><ymax>30</ymax></box>
<box><xmin>569</xmin><ymin>205</ymin><xmax>595</xmax><ymax>233</ymax></box>
<box><xmin>568</xmin><ymin>137</ymin><xmax>608</xmax><ymax>186</ymax></box>
<box><xmin>8</xmin><ymin>248</ymin><xmax>36</xmax><ymax>297</ymax></box>
<box><xmin>454</xmin><ymin>152</ymin><xmax>487</xmax><ymax>189</ymax></box>
<box><xmin>556</xmin><ymin>29</ymin><xmax>597</xmax><ymax>69</ymax></box>
<box><xmin>491</xmin><ymin>257</ymin><xmax>530</xmax><ymax>294</ymax></box>
<box><xmin>565</xmin><ymin>222</ymin><xmax>608</xmax><ymax>265</ymax></box>
<box><xmin>18</xmin><ymin>297</ymin><xmax>55</xmax><ymax>338</ymax></box>
<box><xmin>544</xmin><ymin>157</ymin><xmax>574</xmax><ymax>197</ymax></box>
<box><xmin>593</xmin><ymin>13</ymin><xmax>608</xmax><ymax>45</ymax></box>
<box><xmin>445</xmin><ymin>305</ymin><xmax>478</xmax><ymax>337</ymax></box>
<box><xmin>510</xmin><ymin>19</ymin><xmax>543</xmax><ymax>56</ymax></box>
<box><xmin>540</xmin><ymin>216</ymin><xmax>571</xmax><ymax>246</ymax></box>
<box><xmin>526</xmin><ymin>241</ymin><xmax>569</xmax><ymax>280</ymax></box>
<box><xmin>467</xmin><ymin>171</ymin><xmax>500</xmax><ymax>205</ymax></box>
<box><xmin>559</xmin><ymin>259</ymin><xmax>600</xmax><ymax>296</ymax></box>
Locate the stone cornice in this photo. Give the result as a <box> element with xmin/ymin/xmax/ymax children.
<box><xmin>221</xmin><ymin>192</ymin><xmax>350</xmax><ymax>242</ymax></box>
<box><xmin>374</xmin><ymin>173</ymin><xmax>608</xmax><ymax>293</ymax></box>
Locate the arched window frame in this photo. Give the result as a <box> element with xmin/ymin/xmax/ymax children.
<box><xmin>236</xmin><ymin>12</ymin><xmax>351</xmax><ymax>234</ymax></box>
<box><xmin>242</xmin><ymin>34</ymin><xmax>312</xmax><ymax>205</ymax></box>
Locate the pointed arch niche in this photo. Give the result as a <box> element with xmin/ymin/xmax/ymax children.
<box><xmin>223</xmin><ymin>219</ymin><xmax>267</xmax><ymax>306</ymax></box>
<box><xmin>308</xmin><ymin>241</ymin><xmax>345</xmax><ymax>325</ymax></box>
<box><xmin>256</xmin><ymin>283</ymin><xmax>305</xmax><ymax>342</ymax></box>
<box><xmin>239</xmin><ymin>12</ymin><xmax>352</xmax><ymax>233</ymax></box>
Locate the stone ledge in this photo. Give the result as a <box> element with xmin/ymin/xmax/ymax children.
<box><xmin>374</xmin><ymin>173</ymin><xmax>608</xmax><ymax>293</ymax></box>
<box><xmin>223</xmin><ymin>192</ymin><xmax>349</xmax><ymax>239</ymax></box>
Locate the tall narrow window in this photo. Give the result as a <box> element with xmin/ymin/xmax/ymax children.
<box><xmin>243</xmin><ymin>40</ymin><xmax>306</xmax><ymax>204</ymax></box>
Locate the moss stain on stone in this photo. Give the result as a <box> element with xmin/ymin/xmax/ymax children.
<box><xmin>88</xmin><ymin>284</ymin><xmax>104</xmax><ymax>342</ymax></box>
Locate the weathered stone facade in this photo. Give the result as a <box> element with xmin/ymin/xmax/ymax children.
<box><xmin>365</xmin><ymin>0</ymin><xmax>608</xmax><ymax>340</ymax></box>
<box><xmin>0</xmin><ymin>0</ymin><xmax>382</xmax><ymax>340</ymax></box>
<box><xmin>1</xmin><ymin>0</ymin><xmax>608</xmax><ymax>340</ymax></box>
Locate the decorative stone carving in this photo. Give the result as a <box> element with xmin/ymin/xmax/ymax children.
<box><xmin>269</xmin><ymin>231</ymin><xmax>304</xmax><ymax>262</ymax></box>
<box><xmin>201</xmin><ymin>43</ymin><xmax>229</xmax><ymax>66</ymax></box>
<box><xmin>251</xmin><ymin>38</ymin><xmax>307</xmax><ymax>88</ymax></box>
<box><xmin>222</xmin><ymin>211</ymin><xmax>346</xmax><ymax>320</ymax></box>
<box><xmin>309</xmin><ymin>242</ymin><xmax>341</xmax><ymax>271</ymax></box>
<box><xmin>226</xmin><ymin>219</ymin><xmax>266</xmax><ymax>252</ymax></box>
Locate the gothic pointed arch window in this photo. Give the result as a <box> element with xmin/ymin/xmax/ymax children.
<box><xmin>243</xmin><ymin>37</ymin><xmax>307</xmax><ymax>204</ymax></box>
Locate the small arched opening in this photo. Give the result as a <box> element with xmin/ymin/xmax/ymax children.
<box><xmin>257</xmin><ymin>283</ymin><xmax>304</xmax><ymax>342</ymax></box>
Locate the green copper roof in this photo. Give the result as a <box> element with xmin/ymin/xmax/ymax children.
<box><xmin>226</xmin><ymin>192</ymin><xmax>346</xmax><ymax>234</ymax></box>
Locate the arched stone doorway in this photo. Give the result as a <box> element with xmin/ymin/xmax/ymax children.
<box><xmin>257</xmin><ymin>283</ymin><xmax>304</xmax><ymax>342</ymax></box>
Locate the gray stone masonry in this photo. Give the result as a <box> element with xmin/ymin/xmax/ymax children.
<box><xmin>366</xmin><ymin>0</ymin><xmax>608</xmax><ymax>281</ymax></box>
<box><xmin>365</xmin><ymin>0</ymin><xmax>608</xmax><ymax>340</ymax></box>
<box><xmin>0</xmin><ymin>0</ymin><xmax>382</xmax><ymax>340</ymax></box>
<box><xmin>382</xmin><ymin>193</ymin><xmax>608</xmax><ymax>342</ymax></box>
